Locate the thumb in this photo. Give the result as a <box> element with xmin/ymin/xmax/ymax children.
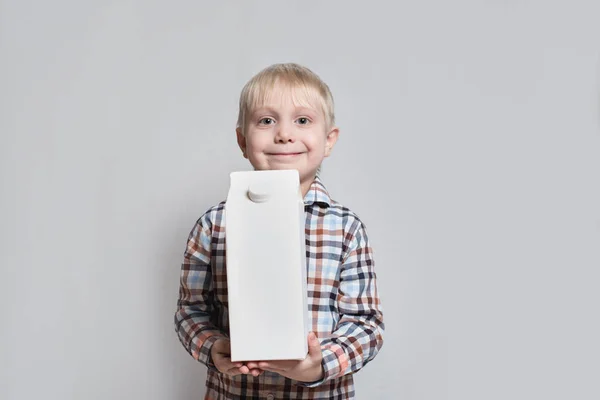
<box><xmin>307</xmin><ymin>332</ymin><xmax>321</xmax><ymax>357</ymax></box>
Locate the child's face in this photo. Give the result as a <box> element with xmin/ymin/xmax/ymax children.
<box><xmin>236</xmin><ymin>83</ymin><xmax>339</xmax><ymax>191</ymax></box>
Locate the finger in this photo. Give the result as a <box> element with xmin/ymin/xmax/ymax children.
<box><xmin>246</xmin><ymin>361</ymin><xmax>260</xmax><ymax>369</ymax></box>
<box><xmin>239</xmin><ymin>365</ymin><xmax>250</xmax><ymax>374</ymax></box>
<box><xmin>250</xmin><ymin>368</ymin><xmax>263</xmax><ymax>377</ymax></box>
<box><xmin>226</xmin><ymin>366</ymin><xmax>243</xmax><ymax>376</ymax></box>
<box><xmin>259</xmin><ymin>361</ymin><xmax>295</xmax><ymax>370</ymax></box>
<box><xmin>307</xmin><ymin>332</ymin><xmax>322</xmax><ymax>358</ymax></box>
<box><xmin>258</xmin><ymin>362</ymin><xmax>288</xmax><ymax>372</ymax></box>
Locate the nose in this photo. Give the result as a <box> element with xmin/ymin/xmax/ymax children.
<box><xmin>274</xmin><ymin>122</ymin><xmax>295</xmax><ymax>143</ymax></box>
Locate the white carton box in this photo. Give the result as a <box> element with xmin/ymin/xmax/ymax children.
<box><xmin>225</xmin><ymin>170</ymin><xmax>308</xmax><ymax>362</ymax></box>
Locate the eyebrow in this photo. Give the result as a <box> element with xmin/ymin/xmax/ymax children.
<box><xmin>251</xmin><ymin>106</ymin><xmax>318</xmax><ymax>116</ymax></box>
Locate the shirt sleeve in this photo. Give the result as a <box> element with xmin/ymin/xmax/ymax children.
<box><xmin>174</xmin><ymin>216</ymin><xmax>226</xmax><ymax>369</ymax></box>
<box><xmin>300</xmin><ymin>219</ymin><xmax>385</xmax><ymax>387</ymax></box>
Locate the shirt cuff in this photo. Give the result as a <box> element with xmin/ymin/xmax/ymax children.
<box><xmin>192</xmin><ymin>334</ymin><xmax>223</xmax><ymax>371</ymax></box>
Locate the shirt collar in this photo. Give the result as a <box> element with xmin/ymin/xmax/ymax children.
<box><xmin>303</xmin><ymin>176</ymin><xmax>332</xmax><ymax>207</ymax></box>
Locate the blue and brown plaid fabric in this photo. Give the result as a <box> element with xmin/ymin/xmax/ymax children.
<box><xmin>175</xmin><ymin>177</ymin><xmax>384</xmax><ymax>399</ymax></box>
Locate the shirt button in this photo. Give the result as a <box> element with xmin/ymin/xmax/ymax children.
<box><xmin>266</xmin><ymin>394</ymin><xmax>275</xmax><ymax>400</ymax></box>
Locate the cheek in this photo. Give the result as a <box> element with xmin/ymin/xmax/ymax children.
<box><xmin>246</xmin><ymin>135</ymin><xmax>268</xmax><ymax>153</ymax></box>
<box><xmin>306</xmin><ymin>136</ymin><xmax>327</xmax><ymax>153</ymax></box>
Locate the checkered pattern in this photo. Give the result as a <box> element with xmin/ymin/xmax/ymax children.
<box><xmin>174</xmin><ymin>177</ymin><xmax>384</xmax><ymax>399</ymax></box>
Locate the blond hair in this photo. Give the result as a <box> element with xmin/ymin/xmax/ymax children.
<box><xmin>236</xmin><ymin>63</ymin><xmax>335</xmax><ymax>135</ymax></box>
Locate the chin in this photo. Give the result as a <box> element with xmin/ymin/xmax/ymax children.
<box><xmin>267</xmin><ymin>164</ymin><xmax>301</xmax><ymax>171</ymax></box>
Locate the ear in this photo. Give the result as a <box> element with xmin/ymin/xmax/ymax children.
<box><xmin>324</xmin><ymin>126</ymin><xmax>339</xmax><ymax>158</ymax></box>
<box><xmin>236</xmin><ymin>127</ymin><xmax>248</xmax><ymax>159</ymax></box>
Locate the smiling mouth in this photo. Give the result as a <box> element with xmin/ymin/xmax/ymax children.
<box><xmin>267</xmin><ymin>152</ymin><xmax>304</xmax><ymax>156</ymax></box>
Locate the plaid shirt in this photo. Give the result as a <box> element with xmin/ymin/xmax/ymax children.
<box><xmin>175</xmin><ymin>177</ymin><xmax>384</xmax><ymax>399</ymax></box>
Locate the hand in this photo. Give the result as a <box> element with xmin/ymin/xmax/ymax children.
<box><xmin>247</xmin><ymin>332</ymin><xmax>324</xmax><ymax>383</ymax></box>
<box><xmin>211</xmin><ymin>338</ymin><xmax>263</xmax><ymax>377</ymax></box>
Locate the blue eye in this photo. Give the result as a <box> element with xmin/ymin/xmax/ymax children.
<box><xmin>296</xmin><ymin>117</ymin><xmax>309</xmax><ymax>125</ymax></box>
<box><xmin>259</xmin><ymin>117</ymin><xmax>275</xmax><ymax>125</ymax></box>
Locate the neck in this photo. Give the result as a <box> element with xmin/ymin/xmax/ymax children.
<box><xmin>300</xmin><ymin>175</ymin><xmax>317</xmax><ymax>198</ymax></box>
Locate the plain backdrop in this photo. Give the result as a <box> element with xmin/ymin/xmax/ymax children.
<box><xmin>1</xmin><ymin>1</ymin><xmax>599</xmax><ymax>399</ymax></box>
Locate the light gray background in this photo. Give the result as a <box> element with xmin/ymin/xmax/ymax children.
<box><xmin>1</xmin><ymin>1</ymin><xmax>599</xmax><ymax>399</ymax></box>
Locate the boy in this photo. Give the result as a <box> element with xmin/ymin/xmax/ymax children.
<box><xmin>175</xmin><ymin>63</ymin><xmax>384</xmax><ymax>399</ymax></box>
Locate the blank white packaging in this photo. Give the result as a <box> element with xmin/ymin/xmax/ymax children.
<box><xmin>225</xmin><ymin>170</ymin><xmax>308</xmax><ymax>362</ymax></box>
